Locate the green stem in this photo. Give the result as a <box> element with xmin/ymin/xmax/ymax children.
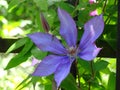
<box><xmin>90</xmin><ymin>61</ymin><xmax>94</xmax><ymax>77</ymax></box>
<box><xmin>76</xmin><ymin>61</ymin><xmax>81</xmax><ymax>88</ymax></box>
<box><xmin>88</xmin><ymin>82</ymin><xmax>91</xmax><ymax>90</ymax></box>
<box><xmin>88</xmin><ymin>61</ymin><xmax>95</xmax><ymax>90</ymax></box>
<box><xmin>102</xmin><ymin>0</ymin><xmax>107</xmax><ymax>14</ymax></box>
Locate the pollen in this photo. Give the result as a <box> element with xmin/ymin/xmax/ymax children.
<box><xmin>67</xmin><ymin>46</ymin><xmax>77</xmax><ymax>57</ymax></box>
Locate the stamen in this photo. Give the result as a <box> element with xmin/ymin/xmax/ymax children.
<box><xmin>67</xmin><ymin>46</ymin><xmax>77</xmax><ymax>58</ymax></box>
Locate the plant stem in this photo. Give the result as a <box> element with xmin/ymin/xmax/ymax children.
<box><xmin>102</xmin><ymin>0</ymin><xmax>107</xmax><ymax>13</ymax></box>
<box><xmin>88</xmin><ymin>82</ymin><xmax>91</xmax><ymax>90</ymax></box>
<box><xmin>70</xmin><ymin>60</ymin><xmax>77</xmax><ymax>79</ymax></box>
<box><xmin>88</xmin><ymin>61</ymin><xmax>95</xmax><ymax>90</ymax></box>
<box><xmin>90</xmin><ymin>61</ymin><xmax>94</xmax><ymax>77</ymax></box>
<box><xmin>52</xmin><ymin>79</ymin><xmax>58</xmax><ymax>90</ymax></box>
<box><xmin>76</xmin><ymin>61</ymin><xmax>81</xmax><ymax>88</ymax></box>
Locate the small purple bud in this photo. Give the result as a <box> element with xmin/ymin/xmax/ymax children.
<box><xmin>31</xmin><ymin>58</ymin><xmax>40</xmax><ymax>66</ymax></box>
<box><xmin>40</xmin><ymin>13</ymin><xmax>50</xmax><ymax>33</ymax></box>
<box><xmin>89</xmin><ymin>0</ymin><xmax>96</xmax><ymax>4</ymax></box>
<box><xmin>89</xmin><ymin>10</ymin><xmax>98</xmax><ymax>16</ymax></box>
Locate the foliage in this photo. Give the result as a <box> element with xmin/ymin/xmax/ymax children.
<box><xmin>0</xmin><ymin>0</ymin><xmax>117</xmax><ymax>90</ymax></box>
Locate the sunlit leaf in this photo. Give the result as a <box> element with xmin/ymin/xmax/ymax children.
<box><xmin>6</xmin><ymin>37</ymin><xmax>27</xmax><ymax>54</ymax></box>
<box><xmin>17</xmin><ymin>80</ymin><xmax>31</xmax><ymax>90</ymax></box>
<box><xmin>5</xmin><ymin>52</ymin><xmax>31</xmax><ymax>70</ymax></box>
<box><xmin>107</xmin><ymin>72</ymin><xmax>116</xmax><ymax>90</ymax></box>
<box><xmin>5</xmin><ymin>39</ymin><xmax>33</xmax><ymax>69</ymax></box>
<box><xmin>16</xmin><ymin>75</ymin><xmax>31</xmax><ymax>90</ymax></box>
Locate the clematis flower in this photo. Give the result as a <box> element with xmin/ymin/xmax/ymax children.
<box><xmin>27</xmin><ymin>8</ymin><xmax>104</xmax><ymax>87</ymax></box>
<box><xmin>89</xmin><ymin>10</ymin><xmax>98</xmax><ymax>16</ymax></box>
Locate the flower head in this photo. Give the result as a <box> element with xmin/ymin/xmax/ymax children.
<box><xmin>28</xmin><ymin>8</ymin><xmax>104</xmax><ymax>87</ymax></box>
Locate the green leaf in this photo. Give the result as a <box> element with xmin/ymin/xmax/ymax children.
<box><xmin>19</xmin><ymin>38</ymin><xmax>33</xmax><ymax>56</ymax></box>
<box><xmin>45</xmin><ymin>85</ymin><xmax>52</xmax><ymax>90</ymax></box>
<box><xmin>8</xmin><ymin>0</ymin><xmax>25</xmax><ymax>12</ymax></box>
<box><xmin>104</xmin><ymin>25</ymin><xmax>117</xmax><ymax>50</ymax></box>
<box><xmin>94</xmin><ymin>60</ymin><xmax>109</xmax><ymax>72</ymax></box>
<box><xmin>31</xmin><ymin>47</ymin><xmax>47</xmax><ymax>60</ymax></box>
<box><xmin>6</xmin><ymin>38</ymin><xmax>27</xmax><ymax>54</ymax></box>
<box><xmin>78</xmin><ymin>58</ymin><xmax>90</xmax><ymax>71</ymax></box>
<box><xmin>44</xmin><ymin>9</ymin><xmax>56</xmax><ymax>28</ymax></box>
<box><xmin>17</xmin><ymin>80</ymin><xmax>31</xmax><ymax>90</ymax></box>
<box><xmin>106</xmin><ymin>5</ymin><xmax>117</xmax><ymax>14</ymax></box>
<box><xmin>33</xmin><ymin>0</ymin><xmax>48</xmax><ymax>11</ymax></box>
<box><xmin>61</xmin><ymin>74</ymin><xmax>78</xmax><ymax>90</ymax></box>
<box><xmin>107</xmin><ymin>72</ymin><xmax>116</xmax><ymax>90</ymax></box>
<box><xmin>5</xmin><ymin>52</ymin><xmax>31</xmax><ymax>70</ymax></box>
<box><xmin>78</xmin><ymin>9</ymin><xmax>90</xmax><ymax>27</ymax></box>
<box><xmin>58</xmin><ymin>2</ymin><xmax>74</xmax><ymax>14</ymax></box>
<box><xmin>5</xmin><ymin>39</ymin><xmax>33</xmax><ymax>69</ymax></box>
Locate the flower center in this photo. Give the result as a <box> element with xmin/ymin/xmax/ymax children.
<box><xmin>67</xmin><ymin>46</ymin><xmax>77</xmax><ymax>58</ymax></box>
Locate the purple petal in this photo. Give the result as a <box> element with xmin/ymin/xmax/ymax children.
<box><xmin>54</xmin><ymin>57</ymin><xmax>74</xmax><ymax>87</ymax></box>
<box><xmin>78</xmin><ymin>44</ymin><xmax>101</xmax><ymax>61</ymax></box>
<box><xmin>32</xmin><ymin>55</ymin><xmax>69</xmax><ymax>76</ymax></box>
<box><xmin>58</xmin><ymin>8</ymin><xmax>77</xmax><ymax>47</ymax></box>
<box><xmin>28</xmin><ymin>32</ymin><xmax>67</xmax><ymax>55</ymax></box>
<box><xmin>79</xmin><ymin>14</ymin><xmax>104</xmax><ymax>50</ymax></box>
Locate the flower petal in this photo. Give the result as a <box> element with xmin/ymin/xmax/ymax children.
<box><xmin>58</xmin><ymin>8</ymin><xmax>77</xmax><ymax>47</ymax></box>
<box><xmin>79</xmin><ymin>15</ymin><xmax>104</xmax><ymax>51</ymax></box>
<box><xmin>78</xmin><ymin>44</ymin><xmax>101</xmax><ymax>61</ymax></box>
<box><xmin>32</xmin><ymin>55</ymin><xmax>68</xmax><ymax>76</ymax></box>
<box><xmin>54</xmin><ymin>57</ymin><xmax>74</xmax><ymax>87</ymax></box>
<box><xmin>28</xmin><ymin>32</ymin><xmax>67</xmax><ymax>55</ymax></box>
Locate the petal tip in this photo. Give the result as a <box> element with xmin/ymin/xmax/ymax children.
<box><xmin>58</xmin><ymin>7</ymin><xmax>62</xmax><ymax>13</ymax></box>
<box><xmin>32</xmin><ymin>70</ymin><xmax>44</xmax><ymax>77</ymax></box>
<box><xmin>27</xmin><ymin>34</ymin><xmax>34</xmax><ymax>40</ymax></box>
<box><xmin>27</xmin><ymin>34</ymin><xmax>31</xmax><ymax>37</ymax></box>
<box><xmin>27</xmin><ymin>32</ymin><xmax>39</xmax><ymax>38</ymax></box>
<box><xmin>32</xmin><ymin>72</ymin><xmax>39</xmax><ymax>76</ymax></box>
<box><xmin>98</xmin><ymin>14</ymin><xmax>104</xmax><ymax>21</ymax></box>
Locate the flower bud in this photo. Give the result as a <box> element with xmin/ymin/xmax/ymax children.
<box><xmin>89</xmin><ymin>0</ymin><xmax>96</xmax><ymax>4</ymax></box>
<box><xmin>40</xmin><ymin>13</ymin><xmax>50</xmax><ymax>33</ymax></box>
<box><xmin>89</xmin><ymin>10</ymin><xmax>98</xmax><ymax>16</ymax></box>
<box><xmin>31</xmin><ymin>58</ymin><xmax>40</xmax><ymax>66</ymax></box>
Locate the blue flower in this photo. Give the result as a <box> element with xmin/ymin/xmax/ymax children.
<box><xmin>27</xmin><ymin>8</ymin><xmax>104</xmax><ymax>87</ymax></box>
